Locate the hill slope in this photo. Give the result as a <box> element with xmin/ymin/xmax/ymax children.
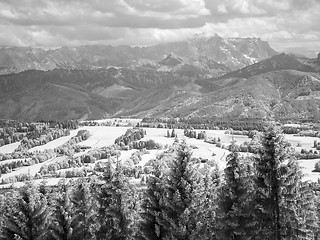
<box><xmin>1</xmin><ymin>51</ymin><xmax>320</xmax><ymax>121</ymax></box>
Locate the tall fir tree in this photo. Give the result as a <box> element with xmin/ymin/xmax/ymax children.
<box><xmin>217</xmin><ymin>152</ymin><xmax>257</xmax><ymax>240</ymax></box>
<box><xmin>137</xmin><ymin>163</ymin><xmax>166</xmax><ymax>240</ymax></box>
<box><xmin>254</xmin><ymin>125</ymin><xmax>318</xmax><ymax>239</ymax></box>
<box><xmin>254</xmin><ymin>125</ymin><xmax>289</xmax><ymax>239</ymax></box>
<box><xmin>190</xmin><ymin>162</ymin><xmax>221</xmax><ymax>240</ymax></box>
<box><xmin>279</xmin><ymin>159</ymin><xmax>318</xmax><ymax>239</ymax></box>
<box><xmin>49</xmin><ymin>182</ymin><xmax>77</xmax><ymax>240</ymax></box>
<box><xmin>97</xmin><ymin>159</ymin><xmax>131</xmax><ymax>240</ymax></box>
<box><xmin>0</xmin><ymin>183</ymin><xmax>51</xmax><ymax>240</ymax></box>
<box><xmin>71</xmin><ymin>178</ymin><xmax>99</xmax><ymax>240</ymax></box>
<box><xmin>160</xmin><ymin>141</ymin><xmax>196</xmax><ymax>240</ymax></box>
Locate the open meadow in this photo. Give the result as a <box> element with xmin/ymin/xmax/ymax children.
<box><xmin>1</xmin><ymin>125</ymin><xmax>320</xmax><ymax>187</ymax></box>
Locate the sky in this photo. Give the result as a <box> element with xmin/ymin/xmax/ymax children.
<box><xmin>0</xmin><ymin>0</ymin><xmax>319</xmax><ymax>57</ymax></box>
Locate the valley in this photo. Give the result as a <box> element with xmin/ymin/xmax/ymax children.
<box><xmin>1</xmin><ymin>0</ymin><xmax>320</xmax><ymax>238</ymax></box>
<box><xmin>1</xmin><ymin>120</ymin><xmax>320</xmax><ymax>189</ymax></box>
<box><xmin>0</xmin><ymin>39</ymin><xmax>318</xmax><ymax>122</ymax></box>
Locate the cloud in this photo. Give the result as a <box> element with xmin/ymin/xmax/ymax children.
<box><xmin>0</xmin><ymin>0</ymin><xmax>319</xmax><ymax>56</ymax></box>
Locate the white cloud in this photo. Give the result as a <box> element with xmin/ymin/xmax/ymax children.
<box><xmin>0</xmin><ymin>0</ymin><xmax>318</xmax><ymax>56</ymax></box>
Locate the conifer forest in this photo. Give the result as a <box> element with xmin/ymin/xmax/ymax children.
<box><xmin>1</xmin><ymin>125</ymin><xmax>320</xmax><ymax>240</ymax></box>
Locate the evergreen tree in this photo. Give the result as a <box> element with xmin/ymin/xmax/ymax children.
<box><xmin>71</xmin><ymin>178</ymin><xmax>99</xmax><ymax>240</ymax></box>
<box><xmin>167</xmin><ymin>130</ymin><xmax>170</xmax><ymax>138</ymax></box>
<box><xmin>160</xmin><ymin>141</ymin><xmax>195</xmax><ymax>240</ymax></box>
<box><xmin>171</xmin><ymin>129</ymin><xmax>176</xmax><ymax>138</ymax></box>
<box><xmin>0</xmin><ymin>183</ymin><xmax>51</xmax><ymax>240</ymax></box>
<box><xmin>97</xmin><ymin>160</ymin><xmax>131</xmax><ymax>240</ymax></box>
<box><xmin>254</xmin><ymin>126</ymin><xmax>288</xmax><ymax>239</ymax></box>
<box><xmin>279</xmin><ymin>160</ymin><xmax>318</xmax><ymax>239</ymax></box>
<box><xmin>217</xmin><ymin>152</ymin><xmax>256</xmax><ymax>240</ymax></box>
<box><xmin>190</xmin><ymin>163</ymin><xmax>220</xmax><ymax>240</ymax></box>
<box><xmin>254</xmin><ymin>125</ymin><xmax>318</xmax><ymax>239</ymax></box>
<box><xmin>49</xmin><ymin>182</ymin><xmax>77</xmax><ymax>240</ymax></box>
<box><xmin>137</xmin><ymin>163</ymin><xmax>166</xmax><ymax>240</ymax></box>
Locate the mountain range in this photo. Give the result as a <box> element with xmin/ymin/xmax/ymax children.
<box><xmin>0</xmin><ymin>34</ymin><xmax>319</xmax><ymax>122</ymax></box>
<box><xmin>0</xmin><ymin>34</ymin><xmax>276</xmax><ymax>75</ymax></box>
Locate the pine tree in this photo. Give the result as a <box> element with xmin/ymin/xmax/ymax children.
<box><xmin>160</xmin><ymin>141</ymin><xmax>196</xmax><ymax>240</ymax></box>
<box><xmin>97</xmin><ymin>160</ymin><xmax>131</xmax><ymax>240</ymax></box>
<box><xmin>0</xmin><ymin>191</ymin><xmax>17</xmax><ymax>240</ymax></box>
<box><xmin>0</xmin><ymin>183</ymin><xmax>51</xmax><ymax>240</ymax></box>
<box><xmin>137</xmin><ymin>163</ymin><xmax>166</xmax><ymax>240</ymax></box>
<box><xmin>279</xmin><ymin>159</ymin><xmax>318</xmax><ymax>239</ymax></box>
<box><xmin>71</xmin><ymin>178</ymin><xmax>99</xmax><ymax>240</ymax></box>
<box><xmin>49</xmin><ymin>183</ymin><xmax>76</xmax><ymax>240</ymax></box>
<box><xmin>217</xmin><ymin>152</ymin><xmax>256</xmax><ymax>240</ymax></box>
<box><xmin>254</xmin><ymin>125</ymin><xmax>288</xmax><ymax>239</ymax></box>
<box><xmin>171</xmin><ymin>129</ymin><xmax>176</xmax><ymax>138</ymax></box>
<box><xmin>190</xmin><ymin>163</ymin><xmax>220</xmax><ymax>240</ymax></box>
<box><xmin>167</xmin><ymin>130</ymin><xmax>170</xmax><ymax>138</ymax></box>
<box><xmin>254</xmin><ymin>125</ymin><xmax>318</xmax><ymax>239</ymax></box>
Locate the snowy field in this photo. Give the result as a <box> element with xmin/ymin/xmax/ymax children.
<box><xmin>78</xmin><ymin>126</ymin><xmax>129</xmax><ymax>148</ymax></box>
<box><xmin>0</xmin><ymin>156</ymin><xmax>58</xmax><ymax>187</ymax></box>
<box><xmin>0</xmin><ymin>141</ymin><xmax>21</xmax><ymax>154</ymax></box>
<box><xmin>1</xmin><ymin>126</ymin><xmax>320</xmax><ymax>188</ymax></box>
<box><xmin>27</xmin><ymin>129</ymin><xmax>81</xmax><ymax>153</ymax></box>
<box><xmin>297</xmin><ymin>159</ymin><xmax>320</xmax><ymax>182</ymax></box>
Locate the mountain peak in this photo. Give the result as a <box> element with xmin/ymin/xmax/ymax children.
<box><xmin>0</xmin><ymin>36</ymin><xmax>278</xmax><ymax>75</ymax></box>
<box><xmin>159</xmin><ymin>53</ymin><xmax>184</xmax><ymax>67</ymax></box>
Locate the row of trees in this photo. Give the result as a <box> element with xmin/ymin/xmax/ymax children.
<box><xmin>0</xmin><ymin>120</ymin><xmax>79</xmax><ymax>148</ymax></box>
<box><xmin>115</xmin><ymin>128</ymin><xmax>146</xmax><ymax>146</ymax></box>
<box><xmin>0</xmin><ymin>149</ymin><xmax>55</xmax><ymax>177</ymax></box>
<box><xmin>184</xmin><ymin>129</ymin><xmax>206</xmax><ymax>139</ymax></box>
<box><xmin>0</xmin><ymin>130</ymin><xmax>91</xmax><ymax>184</ymax></box>
<box><xmin>1</xmin><ymin>126</ymin><xmax>319</xmax><ymax>239</ymax></box>
<box><xmin>53</xmin><ymin>130</ymin><xmax>91</xmax><ymax>156</ymax></box>
<box><xmin>15</xmin><ymin>129</ymin><xmax>71</xmax><ymax>152</ymax></box>
<box><xmin>140</xmin><ymin>117</ymin><xmax>267</xmax><ymax>131</ymax></box>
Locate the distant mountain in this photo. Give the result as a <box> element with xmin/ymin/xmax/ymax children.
<box><xmin>1</xmin><ymin>53</ymin><xmax>320</xmax><ymax>121</ymax></box>
<box><xmin>219</xmin><ymin>53</ymin><xmax>315</xmax><ymax>79</ymax></box>
<box><xmin>2</xmin><ymin>38</ymin><xmax>320</xmax><ymax>122</ymax></box>
<box><xmin>115</xmin><ymin>53</ymin><xmax>320</xmax><ymax>120</ymax></box>
<box><xmin>0</xmin><ymin>34</ymin><xmax>277</xmax><ymax>75</ymax></box>
<box><xmin>158</xmin><ymin>54</ymin><xmax>183</xmax><ymax>68</ymax></box>
<box><xmin>0</xmin><ymin>68</ymin><xmax>182</xmax><ymax>121</ymax></box>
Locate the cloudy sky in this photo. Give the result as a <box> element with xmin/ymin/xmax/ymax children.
<box><xmin>0</xmin><ymin>0</ymin><xmax>319</xmax><ymax>57</ymax></box>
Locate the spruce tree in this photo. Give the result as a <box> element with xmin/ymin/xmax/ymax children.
<box><xmin>279</xmin><ymin>159</ymin><xmax>318</xmax><ymax>239</ymax></box>
<box><xmin>190</xmin><ymin>163</ymin><xmax>220</xmax><ymax>240</ymax></box>
<box><xmin>254</xmin><ymin>125</ymin><xmax>318</xmax><ymax>239</ymax></box>
<box><xmin>71</xmin><ymin>178</ymin><xmax>99</xmax><ymax>240</ymax></box>
<box><xmin>0</xmin><ymin>183</ymin><xmax>51</xmax><ymax>240</ymax></box>
<box><xmin>254</xmin><ymin>125</ymin><xmax>288</xmax><ymax>239</ymax></box>
<box><xmin>160</xmin><ymin>141</ymin><xmax>195</xmax><ymax>240</ymax></box>
<box><xmin>137</xmin><ymin>163</ymin><xmax>166</xmax><ymax>240</ymax></box>
<box><xmin>49</xmin><ymin>183</ymin><xmax>76</xmax><ymax>240</ymax></box>
<box><xmin>97</xmin><ymin>160</ymin><xmax>131</xmax><ymax>240</ymax></box>
<box><xmin>217</xmin><ymin>152</ymin><xmax>256</xmax><ymax>240</ymax></box>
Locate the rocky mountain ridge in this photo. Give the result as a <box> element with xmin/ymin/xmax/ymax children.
<box><xmin>0</xmin><ymin>34</ymin><xmax>277</xmax><ymax>75</ymax></box>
